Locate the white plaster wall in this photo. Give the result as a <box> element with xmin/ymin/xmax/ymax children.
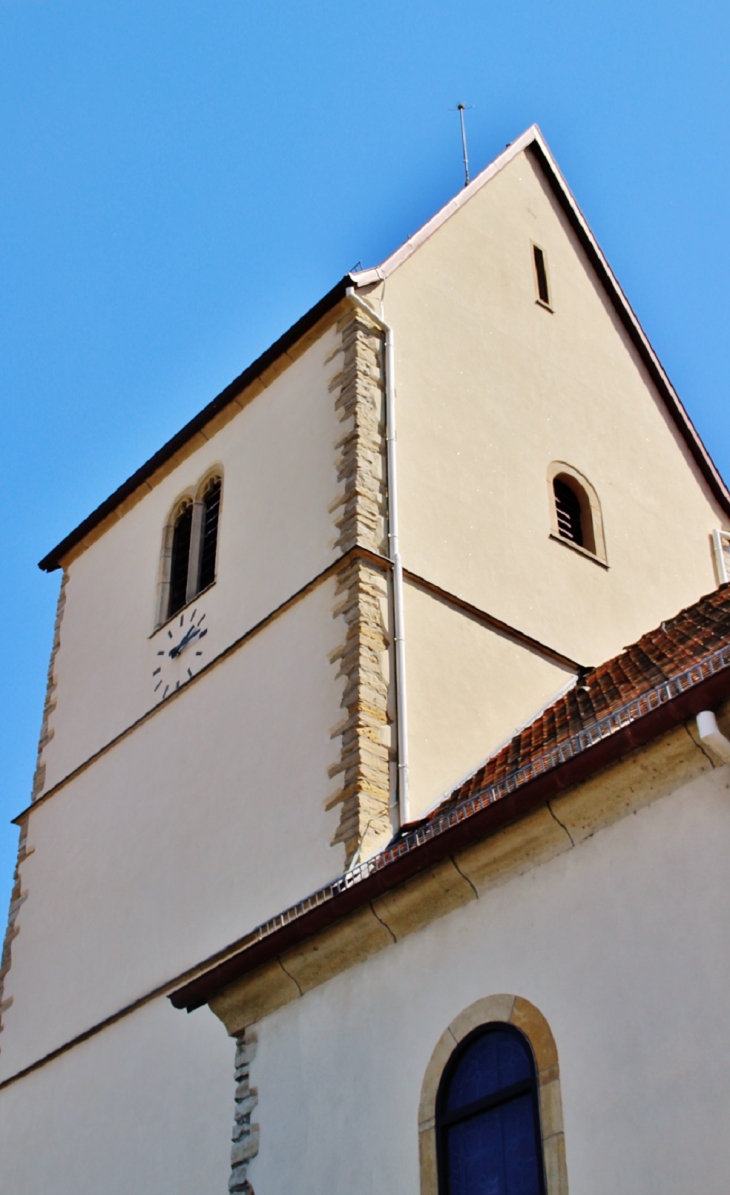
<box><xmin>41</xmin><ymin>322</ymin><xmax>341</xmax><ymax>794</ymax></box>
<box><xmin>0</xmin><ymin>994</ymin><xmax>233</xmax><ymax>1195</ymax></box>
<box><xmin>0</xmin><ymin>580</ymin><xmax>345</xmax><ymax>1081</ymax></box>
<box><xmin>385</xmin><ymin>150</ymin><xmax>726</xmax><ymax>670</ymax></box>
<box><xmin>404</xmin><ymin>581</ymin><xmax>573</xmax><ymax>816</ymax></box>
<box><xmin>245</xmin><ymin>763</ymin><xmax>730</xmax><ymax>1195</ymax></box>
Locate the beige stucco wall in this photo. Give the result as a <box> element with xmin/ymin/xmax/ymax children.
<box><xmin>39</xmin><ymin>321</ymin><xmax>342</xmax><ymax>796</ymax></box>
<box><xmin>404</xmin><ymin>581</ymin><xmax>573</xmax><ymax>817</ymax></box>
<box><xmin>0</xmin><ymin>579</ymin><xmax>346</xmax><ymax>1081</ymax></box>
<box><xmin>0</xmin><ymin>995</ymin><xmax>233</xmax><ymax>1195</ymax></box>
<box><xmin>376</xmin><ymin>148</ymin><xmax>726</xmax><ymax>807</ymax></box>
<box><xmin>240</xmin><ymin>759</ymin><xmax>730</xmax><ymax>1195</ymax></box>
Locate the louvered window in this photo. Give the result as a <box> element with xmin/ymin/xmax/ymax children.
<box><xmin>553</xmin><ymin>478</ymin><xmax>583</xmax><ymax>547</ymax></box>
<box><xmin>199</xmin><ymin>477</ymin><xmax>221</xmax><ymax>591</ymax></box>
<box><xmin>164</xmin><ymin>475</ymin><xmax>222</xmax><ymax>621</ymax></box>
<box><xmin>168</xmin><ymin>502</ymin><xmax>193</xmax><ymax>618</ymax></box>
<box><xmin>437</xmin><ymin>1024</ymin><xmax>545</xmax><ymax>1195</ymax></box>
<box><xmin>712</xmin><ymin>529</ymin><xmax>730</xmax><ymax>585</ymax></box>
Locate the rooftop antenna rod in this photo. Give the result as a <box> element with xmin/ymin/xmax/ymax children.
<box><xmin>457</xmin><ymin>103</ymin><xmax>470</xmax><ymax>187</ymax></box>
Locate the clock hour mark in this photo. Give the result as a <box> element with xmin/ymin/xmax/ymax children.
<box><xmin>190</xmin><ymin>609</ymin><xmax>197</xmax><ymax>623</ymax></box>
<box><xmin>187</xmin><ymin>668</ymin><xmax>193</xmax><ymax>679</ymax></box>
<box><xmin>195</xmin><ymin>650</ymin><xmax>203</xmax><ymax>656</ymax></box>
<box><xmin>197</xmin><ymin>613</ymin><xmax>206</xmax><ymax>626</ymax></box>
<box><xmin>152</xmin><ymin>667</ymin><xmax>161</xmax><ymax>676</ymax></box>
<box><xmin>167</xmin><ymin>630</ymin><xmax>173</xmax><ymax>639</ymax></box>
<box><xmin>179</xmin><ymin>615</ymin><xmax>184</xmax><ymax>627</ymax></box>
<box><xmin>163</xmin><ymin>684</ymin><xmax>169</xmax><ymax>699</ymax></box>
<box><xmin>175</xmin><ymin>680</ymin><xmax>180</xmax><ymax>690</ymax></box>
<box><xmin>157</xmin><ymin>650</ymin><xmax>164</xmax><ymax>656</ymax></box>
<box><xmin>154</xmin><ymin>680</ymin><xmax>162</xmax><ymax>691</ymax></box>
<box><xmin>199</xmin><ymin>628</ymin><xmax>208</xmax><ymax>640</ymax></box>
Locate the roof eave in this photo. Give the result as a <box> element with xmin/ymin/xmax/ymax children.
<box><xmin>169</xmin><ymin>657</ymin><xmax>730</xmax><ymax>1013</ymax></box>
<box><xmin>39</xmin><ymin>124</ymin><xmax>730</xmax><ymax>572</ymax></box>
<box><xmin>38</xmin><ymin>275</ymin><xmax>354</xmax><ymax>572</ymax></box>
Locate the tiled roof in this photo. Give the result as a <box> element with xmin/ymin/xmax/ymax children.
<box><xmin>431</xmin><ymin>584</ymin><xmax>730</xmax><ymax>820</ymax></box>
<box><xmin>172</xmin><ymin>584</ymin><xmax>730</xmax><ymax>1013</ymax></box>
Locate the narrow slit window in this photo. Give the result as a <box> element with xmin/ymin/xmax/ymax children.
<box><xmin>168</xmin><ymin>502</ymin><xmax>193</xmax><ymax>618</ymax></box>
<box><xmin>533</xmin><ymin>246</ymin><xmax>550</xmax><ymax>306</ymax></box>
<box><xmin>199</xmin><ymin>477</ymin><xmax>221</xmax><ymax>591</ymax></box>
<box><xmin>554</xmin><ymin>478</ymin><xmax>583</xmax><ymax>546</ymax></box>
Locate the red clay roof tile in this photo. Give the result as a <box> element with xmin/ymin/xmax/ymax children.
<box><xmin>431</xmin><ymin>584</ymin><xmax>730</xmax><ymax>819</ymax></box>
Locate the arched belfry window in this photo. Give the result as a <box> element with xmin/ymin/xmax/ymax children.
<box><xmin>158</xmin><ymin>471</ymin><xmax>223</xmax><ymax>625</ymax></box>
<box><xmin>553</xmin><ymin>479</ymin><xmax>584</xmax><ymax>547</ymax></box>
<box><xmin>168</xmin><ymin>500</ymin><xmax>194</xmax><ymax>618</ymax></box>
<box><xmin>198</xmin><ymin>475</ymin><xmax>222</xmax><ymax>592</ymax></box>
<box><xmin>437</xmin><ymin>1024</ymin><xmax>545</xmax><ymax>1195</ymax></box>
<box><xmin>547</xmin><ymin>462</ymin><xmax>607</xmax><ymax>565</ymax></box>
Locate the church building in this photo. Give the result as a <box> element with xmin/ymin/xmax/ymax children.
<box><xmin>2</xmin><ymin>124</ymin><xmax>730</xmax><ymax>1194</ymax></box>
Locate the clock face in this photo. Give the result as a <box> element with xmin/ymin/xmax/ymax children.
<box><xmin>152</xmin><ymin>607</ymin><xmax>209</xmax><ymax>701</ymax></box>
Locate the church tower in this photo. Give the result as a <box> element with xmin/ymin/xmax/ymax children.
<box><xmin>1</xmin><ymin>125</ymin><xmax>728</xmax><ymax>1195</ymax></box>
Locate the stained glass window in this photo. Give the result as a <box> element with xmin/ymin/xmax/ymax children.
<box><xmin>437</xmin><ymin>1025</ymin><xmax>545</xmax><ymax>1195</ymax></box>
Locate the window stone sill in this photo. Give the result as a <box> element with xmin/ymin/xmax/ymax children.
<box><xmin>549</xmin><ymin>532</ymin><xmax>609</xmax><ymax>569</ymax></box>
<box><xmin>149</xmin><ymin>579</ymin><xmax>217</xmax><ymax>638</ymax></box>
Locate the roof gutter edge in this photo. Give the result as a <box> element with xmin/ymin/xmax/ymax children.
<box><xmin>169</xmin><ymin>658</ymin><xmax>730</xmax><ymax>1013</ymax></box>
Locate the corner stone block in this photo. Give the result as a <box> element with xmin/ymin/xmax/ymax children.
<box><xmin>231</xmin><ymin>1125</ymin><xmax>260</xmax><ymax>1167</ymax></box>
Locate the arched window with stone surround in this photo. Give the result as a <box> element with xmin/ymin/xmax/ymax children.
<box><xmin>157</xmin><ymin>470</ymin><xmax>223</xmax><ymax>626</ymax></box>
<box><xmin>436</xmin><ymin>1023</ymin><xmax>545</xmax><ymax>1195</ymax></box>
<box><xmin>419</xmin><ymin>996</ymin><xmax>568</xmax><ymax>1195</ymax></box>
<box><xmin>547</xmin><ymin>462</ymin><xmax>607</xmax><ymax>565</ymax></box>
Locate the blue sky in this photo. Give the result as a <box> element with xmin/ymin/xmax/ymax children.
<box><xmin>1</xmin><ymin>0</ymin><xmax>729</xmax><ymax>911</ymax></box>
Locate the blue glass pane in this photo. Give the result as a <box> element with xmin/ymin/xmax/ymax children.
<box><xmin>446</xmin><ymin>1030</ymin><xmax>533</xmax><ymax>1114</ymax></box>
<box><xmin>446</xmin><ymin>1093</ymin><xmax>541</xmax><ymax>1195</ymax></box>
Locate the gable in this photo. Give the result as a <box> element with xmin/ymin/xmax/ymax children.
<box><xmin>364</xmin><ymin>142</ymin><xmax>728</xmax><ymax>670</ymax></box>
<box><xmin>38</xmin><ymin>127</ymin><xmax>729</xmax><ymax>577</ymax></box>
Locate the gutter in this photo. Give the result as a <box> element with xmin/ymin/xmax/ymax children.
<box><xmin>170</xmin><ymin>641</ymin><xmax>730</xmax><ymax>1014</ymax></box>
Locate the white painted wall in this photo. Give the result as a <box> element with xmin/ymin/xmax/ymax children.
<box><xmin>244</xmin><ymin>763</ymin><xmax>730</xmax><ymax>1195</ymax></box>
<box><xmin>403</xmin><ymin>581</ymin><xmax>574</xmax><ymax>816</ymax></box>
<box><xmin>385</xmin><ymin>149</ymin><xmax>725</xmax><ymax>669</ymax></box>
<box><xmin>40</xmin><ymin>321</ymin><xmax>342</xmax><ymax>795</ymax></box>
<box><xmin>0</xmin><ymin>580</ymin><xmax>346</xmax><ymax>1081</ymax></box>
<box><xmin>0</xmin><ymin>994</ymin><xmax>233</xmax><ymax>1195</ymax></box>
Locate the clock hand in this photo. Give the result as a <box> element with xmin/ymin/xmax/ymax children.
<box><xmin>169</xmin><ymin>625</ymin><xmax>201</xmax><ymax>659</ymax></box>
